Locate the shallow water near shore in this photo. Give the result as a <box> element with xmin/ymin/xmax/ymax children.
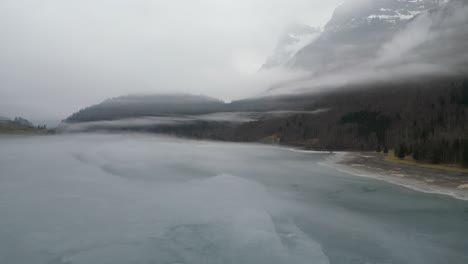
<box><xmin>1</xmin><ymin>133</ymin><xmax>468</xmax><ymax>264</ymax></box>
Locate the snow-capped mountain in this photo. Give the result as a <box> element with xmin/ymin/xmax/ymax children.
<box><xmin>262</xmin><ymin>24</ymin><xmax>321</xmax><ymax>69</ymax></box>
<box><xmin>289</xmin><ymin>0</ymin><xmax>444</xmax><ymax>72</ymax></box>
<box><xmin>326</xmin><ymin>0</ymin><xmax>441</xmax><ymax>31</ymax></box>
<box><xmin>378</xmin><ymin>0</ymin><xmax>468</xmax><ymax>70</ymax></box>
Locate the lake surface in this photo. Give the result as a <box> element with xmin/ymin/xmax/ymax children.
<box><xmin>1</xmin><ymin>133</ymin><xmax>467</xmax><ymax>264</ymax></box>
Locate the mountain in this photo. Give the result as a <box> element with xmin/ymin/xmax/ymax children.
<box><xmin>262</xmin><ymin>24</ymin><xmax>321</xmax><ymax>69</ymax></box>
<box><xmin>13</xmin><ymin>117</ymin><xmax>33</xmax><ymax>128</ymax></box>
<box><xmin>66</xmin><ymin>94</ymin><xmax>226</xmax><ymax>122</ymax></box>
<box><xmin>63</xmin><ymin>77</ymin><xmax>468</xmax><ymax>166</ymax></box>
<box><xmin>62</xmin><ymin>0</ymin><xmax>468</xmax><ymax>167</ymax></box>
<box><xmin>0</xmin><ymin>116</ymin><xmax>47</xmax><ymax>134</ymax></box>
<box><xmin>289</xmin><ymin>0</ymin><xmax>443</xmax><ymax>73</ymax></box>
<box><xmin>0</xmin><ymin>116</ymin><xmax>35</xmax><ymax>127</ymax></box>
<box><xmin>221</xmin><ymin>77</ymin><xmax>468</xmax><ymax>166</ymax></box>
<box><xmin>65</xmin><ymin>93</ymin><xmax>322</xmax><ymax>123</ymax></box>
<box><xmin>382</xmin><ymin>0</ymin><xmax>468</xmax><ymax>71</ymax></box>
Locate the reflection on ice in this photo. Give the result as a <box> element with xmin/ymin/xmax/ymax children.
<box><xmin>0</xmin><ymin>134</ymin><xmax>467</xmax><ymax>264</ymax></box>
<box><xmin>54</xmin><ymin>174</ymin><xmax>329</xmax><ymax>264</ymax></box>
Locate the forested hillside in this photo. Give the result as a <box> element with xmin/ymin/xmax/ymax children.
<box><xmin>66</xmin><ymin>94</ymin><xmax>226</xmax><ymax>122</ymax></box>
<box><xmin>220</xmin><ymin>78</ymin><xmax>468</xmax><ymax>166</ymax></box>
<box><xmin>0</xmin><ymin>117</ymin><xmax>47</xmax><ymax>134</ymax></box>
<box><xmin>63</xmin><ymin>77</ymin><xmax>468</xmax><ymax>166</ymax></box>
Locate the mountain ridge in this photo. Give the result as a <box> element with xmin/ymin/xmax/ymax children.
<box><xmin>288</xmin><ymin>0</ymin><xmax>443</xmax><ymax>72</ymax></box>
<box><xmin>262</xmin><ymin>24</ymin><xmax>321</xmax><ymax>69</ymax></box>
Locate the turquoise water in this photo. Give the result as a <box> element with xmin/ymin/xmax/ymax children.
<box><xmin>0</xmin><ymin>134</ymin><xmax>467</xmax><ymax>264</ymax></box>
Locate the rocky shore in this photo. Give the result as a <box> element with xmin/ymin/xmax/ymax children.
<box><xmin>326</xmin><ymin>152</ymin><xmax>468</xmax><ymax>201</ymax></box>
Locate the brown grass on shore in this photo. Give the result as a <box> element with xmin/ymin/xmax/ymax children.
<box><xmin>383</xmin><ymin>150</ymin><xmax>468</xmax><ymax>174</ymax></box>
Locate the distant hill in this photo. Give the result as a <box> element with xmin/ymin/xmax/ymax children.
<box><xmin>0</xmin><ymin>116</ymin><xmax>47</xmax><ymax>134</ymax></box>
<box><xmin>12</xmin><ymin>117</ymin><xmax>33</xmax><ymax>128</ymax></box>
<box><xmin>62</xmin><ymin>76</ymin><xmax>468</xmax><ymax>167</ymax></box>
<box><xmin>65</xmin><ymin>94</ymin><xmax>226</xmax><ymax>122</ymax></box>
<box><xmin>65</xmin><ymin>93</ymin><xmax>322</xmax><ymax>123</ymax></box>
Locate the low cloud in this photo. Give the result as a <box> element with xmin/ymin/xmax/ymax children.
<box><xmin>266</xmin><ymin>0</ymin><xmax>468</xmax><ymax>95</ymax></box>
<box><xmin>0</xmin><ymin>0</ymin><xmax>340</xmax><ymax>120</ymax></box>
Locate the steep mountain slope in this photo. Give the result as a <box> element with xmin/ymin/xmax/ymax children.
<box><xmin>262</xmin><ymin>24</ymin><xmax>321</xmax><ymax>69</ymax></box>
<box><xmin>289</xmin><ymin>0</ymin><xmax>442</xmax><ymax>73</ymax></box>
<box><xmin>62</xmin><ymin>0</ymin><xmax>468</xmax><ymax>166</ymax></box>
<box><xmin>377</xmin><ymin>0</ymin><xmax>468</xmax><ymax>71</ymax></box>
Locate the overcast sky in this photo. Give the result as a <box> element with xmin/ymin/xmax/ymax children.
<box><xmin>0</xmin><ymin>0</ymin><xmax>341</xmax><ymax>121</ymax></box>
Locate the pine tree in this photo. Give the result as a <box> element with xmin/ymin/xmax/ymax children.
<box><xmin>397</xmin><ymin>144</ymin><xmax>406</xmax><ymax>159</ymax></box>
<box><xmin>462</xmin><ymin>80</ymin><xmax>468</xmax><ymax>105</ymax></box>
<box><xmin>412</xmin><ymin>144</ymin><xmax>421</xmax><ymax>161</ymax></box>
<box><xmin>431</xmin><ymin>147</ymin><xmax>442</xmax><ymax>164</ymax></box>
<box><xmin>462</xmin><ymin>139</ymin><xmax>468</xmax><ymax>167</ymax></box>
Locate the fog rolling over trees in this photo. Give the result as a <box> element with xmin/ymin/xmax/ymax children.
<box><xmin>3</xmin><ymin>1</ymin><xmax>468</xmax><ymax>264</ymax></box>
<box><xmin>2</xmin><ymin>0</ymin><xmax>468</xmax><ymax>168</ymax></box>
<box><xmin>0</xmin><ymin>0</ymin><xmax>341</xmax><ymax>119</ymax></box>
<box><xmin>66</xmin><ymin>95</ymin><xmax>226</xmax><ymax>122</ymax></box>
<box><xmin>60</xmin><ymin>0</ymin><xmax>468</xmax><ymax>167</ymax></box>
<box><xmin>228</xmin><ymin>78</ymin><xmax>468</xmax><ymax>166</ymax></box>
<box><xmin>63</xmin><ymin>77</ymin><xmax>468</xmax><ymax>167</ymax></box>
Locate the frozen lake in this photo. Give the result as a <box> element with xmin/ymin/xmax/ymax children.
<box><xmin>1</xmin><ymin>133</ymin><xmax>467</xmax><ymax>264</ymax></box>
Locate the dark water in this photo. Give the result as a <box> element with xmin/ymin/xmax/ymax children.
<box><xmin>0</xmin><ymin>134</ymin><xmax>467</xmax><ymax>264</ymax></box>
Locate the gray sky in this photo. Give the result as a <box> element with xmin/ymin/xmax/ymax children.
<box><xmin>0</xmin><ymin>0</ymin><xmax>341</xmax><ymax>120</ymax></box>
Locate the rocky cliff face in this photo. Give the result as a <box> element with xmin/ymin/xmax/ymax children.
<box><xmin>262</xmin><ymin>24</ymin><xmax>321</xmax><ymax>69</ymax></box>
<box><xmin>289</xmin><ymin>0</ymin><xmax>443</xmax><ymax>73</ymax></box>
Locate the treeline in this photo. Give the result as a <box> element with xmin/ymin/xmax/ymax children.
<box><xmin>396</xmin><ymin>139</ymin><xmax>468</xmax><ymax>166</ymax></box>
<box><xmin>214</xmin><ymin>77</ymin><xmax>468</xmax><ymax>167</ymax></box>
<box><xmin>62</xmin><ymin>77</ymin><xmax>468</xmax><ymax>167</ymax></box>
<box><xmin>65</xmin><ymin>93</ymin><xmax>316</xmax><ymax>123</ymax></box>
<box><xmin>66</xmin><ymin>94</ymin><xmax>226</xmax><ymax>122</ymax></box>
<box><xmin>391</xmin><ymin>79</ymin><xmax>468</xmax><ymax>166</ymax></box>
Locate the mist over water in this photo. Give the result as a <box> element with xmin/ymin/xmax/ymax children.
<box><xmin>1</xmin><ymin>134</ymin><xmax>467</xmax><ymax>264</ymax></box>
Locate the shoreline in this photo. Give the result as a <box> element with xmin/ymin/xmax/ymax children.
<box><xmin>4</xmin><ymin>131</ymin><xmax>468</xmax><ymax>200</ymax></box>
<box><xmin>322</xmin><ymin>151</ymin><xmax>468</xmax><ymax>201</ymax></box>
